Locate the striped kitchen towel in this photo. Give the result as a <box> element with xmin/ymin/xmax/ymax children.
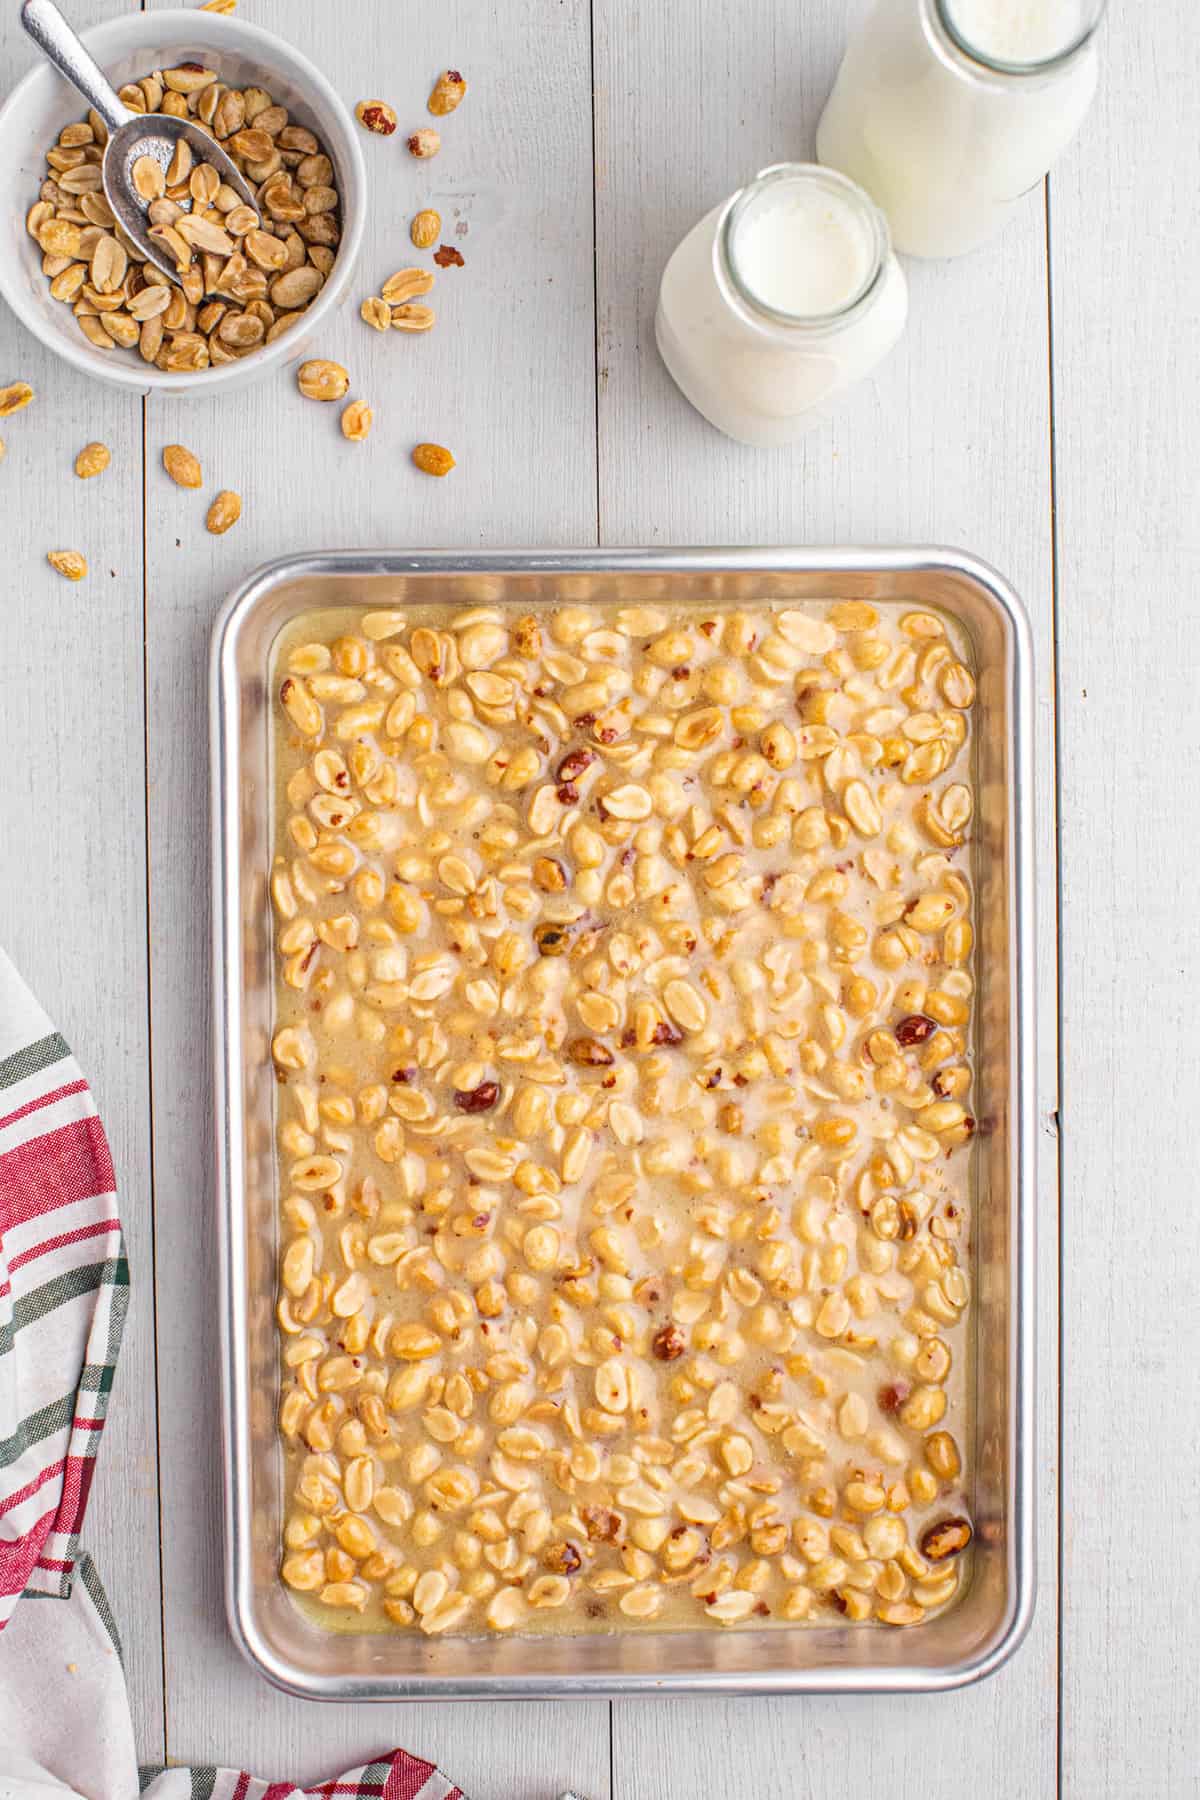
<box><xmin>0</xmin><ymin>948</ymin><xmax>567</xmax><ymax>1800</ymax></box>
<box><xmin>0</xmin><ymin>948</ymin><xmax>126</xmax><ymax>1623</ymax></box>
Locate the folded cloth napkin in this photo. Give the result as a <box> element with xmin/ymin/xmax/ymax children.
<box><xmin>0</xmin><ymin>948</ymin><xmax>576</xmax><ymax>1800</ymax></box>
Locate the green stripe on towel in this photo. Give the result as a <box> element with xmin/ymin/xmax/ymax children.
<box><xmin>0</xmin><ymin>1030</ymin><xmax>70</xmax><ymax>1091</ymax></box>
<box><xmin>0</xmin><ymin>1389</ymin><xmax>75</xmax><ymax>1468</ymax></box>
<box><xmin>78</xmin><ymin>1551</ymin><xmax>125</xmax><ymax>1664</ymax></box>
<box><xmin>0</xmin><ymin>1256</ymin><xmax>127</xmax><ymax>1358</ymax></box>
<box><xmin>190</xmin><ymin>1767</ymin><xmax>219</xmax><ymax>1800</ymax></box>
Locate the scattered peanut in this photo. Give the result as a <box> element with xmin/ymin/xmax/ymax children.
<box><xmin>206</xmin><ymin>488</ymin><xmax>241</xmax><ymax>533</ymax></box>
<box><xmin>381</xmin><ymin>268</ymin><xmax>434</xmax><ymax>304</ymax></box>
<box><xmin>297</xmin><ymin>359</ymin><xmax>350</xmax><ymax>402</ymax></box>
<box><xmin>391</xmin><ymin>304</ymin><xmax>435</xmax><ymax>333</ymax></box>
<box><xmin>360</xmin><ymin>296</ymin><xmax>391</xmax><ymax>332</ymax></box>
<box><xmin>411</xmin><ymin>441</ymin><xmax>455</xmax><ymax>476</ymax></box>
<box><xmin>341</xmin><ymin>399</ymin><xmax>373</xmax><ymax>442</ymax></box>
<box><xmin>410</xmin><ymin>208</ymin><xmax>441</xmax><ymax>249</ymax></box>
<box><xmin>427</xmin><ymin>70</ymin><xmax>467</xmax><ymax>116</ymax></box>
<box><xmin>407</xmin><ymin>129</ymin><xmax>441</xmax><ymax>159</ymax></box>
<box><xmin>162</xmin><ymin>443</ymin><xmax>202</xmax><ymax>488</ymax></box>
<box><xmin>0</xmin><ymin>382</ymin><xmax>33</xmax><ymax>417</ymax></box>
<box><xmin>47</xmin><ymin>550</ymin><xmax>87</xmax><ymax>580</ymax></box>
<box><xmin>355</xmin><ymin>100</ymin><xmax>398</xmax><ymax>136</ymax></box>
<box><xmin>74</xmin><ymin>440</ymin><xmax>110</xmax><ymax>479</ymax></box>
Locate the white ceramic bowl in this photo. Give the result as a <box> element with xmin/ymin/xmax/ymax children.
<box><xmin>0</xmin><ymin>9</ymin><xmax>366</xmax><ymax>395</ymax></box>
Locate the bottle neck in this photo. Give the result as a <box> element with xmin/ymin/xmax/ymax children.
<box><xmin>926</xmin><ymin>0</ymin><xmax>1106</xmax><ymax>80</ymax></box>
<box><xmin>715</xmin><ymin>163</ymin><xmax>891</xmax><ymax>339</ymax></box>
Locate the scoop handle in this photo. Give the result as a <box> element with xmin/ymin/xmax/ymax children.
<box><xmin>21</xmin><ymin>0</ymin><xmax>133</xmax><ymax>132</ymax></box>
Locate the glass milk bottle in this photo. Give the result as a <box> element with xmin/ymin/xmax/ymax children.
<box><xmin>655</xmin><ymin>163</ymin><xmax>907</xmax><ymax>447</ymax></box>
<box><xmin>817</xmin><ymin>0</ymin><xmax>1106</xmax><ymax>259</ymax></box>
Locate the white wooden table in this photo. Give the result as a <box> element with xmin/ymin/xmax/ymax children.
<box><xmin>1</xmin><ymin>2</ymin><xmax>1195</xmax><ymax>1795</ymax></box>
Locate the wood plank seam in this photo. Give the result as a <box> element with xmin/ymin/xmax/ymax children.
<box><xmin>1044</xmin><ymin>177</ymin><xmax>1067</xmax><ymax>1800</ymax></box>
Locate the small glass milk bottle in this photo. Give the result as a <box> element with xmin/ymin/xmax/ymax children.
<box><xmin>817</xmin><ymin>0</ymin><xmax>1107</xmax><ymax>259</ymax></box>
<box><xmin>654</xmin><ymin>163</ymin><xmax>908</xmax><ymax>448</ymax></box>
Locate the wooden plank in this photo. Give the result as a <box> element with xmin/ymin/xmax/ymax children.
<box><xmin>1052</xmin><ymin>6</ymin><xmax>1199</xmax><ymax>1795</ymax></box>
<box><xmin>0</xmin><ymin>0</ymin><xmax>165</xmax><ymax>1761</ymax></box>
<box><xmin>593</xmin><ymin>2</ymin><xmax>1059</xmax><ymax>1793</ymax></box>
<box><xmin>141</xmin><ymin>0</ymin><xmax>605</xmax><ymax>1786</ymax></box>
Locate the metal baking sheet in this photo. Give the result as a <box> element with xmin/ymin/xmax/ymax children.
<box><xmin>211</xmin><ymin>547</ymin><xmax>1035</xmax><ymax>1698</ymax></box>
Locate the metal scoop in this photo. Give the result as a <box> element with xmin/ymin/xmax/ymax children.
<box><xmin>21</xmin><ymin>0</ymin><xmax>259</xmax><ymax>293</ymax></box>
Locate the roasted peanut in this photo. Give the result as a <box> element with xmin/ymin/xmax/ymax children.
<box><xmin>412</xmin><ymin>442</ymin><xmax>455</xmax><ymax>476</ymax></box>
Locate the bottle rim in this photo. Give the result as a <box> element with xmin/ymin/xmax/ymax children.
<box><xmin>931</xmin><ymin>0</ymin><xmax>1107</xmax><ymax>77</ymax></box>
<box><xmin>716</xmin><ymin>163</ymin><xmax>891</xmax><ymax>331</ymax></box>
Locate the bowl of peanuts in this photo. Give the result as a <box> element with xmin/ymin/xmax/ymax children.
<box><xmin>0</xmin><ymin>8</ymin><xmax>365</xmax><ymax>393</ymax></box>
